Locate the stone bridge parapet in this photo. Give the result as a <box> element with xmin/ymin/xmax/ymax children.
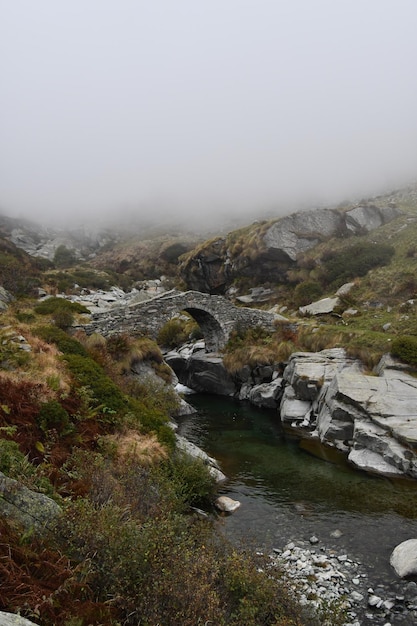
<box><xmin>82</xmin><ymin>290</ymin><xmax>278</xmax><ymax>351</ymax></box>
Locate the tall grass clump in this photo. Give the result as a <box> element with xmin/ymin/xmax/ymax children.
<box><xmin>391</xmin><ymin>335</ymin><xmax>417</xmax><ymax>367</ymax></box>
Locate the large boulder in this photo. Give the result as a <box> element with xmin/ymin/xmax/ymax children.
<box><xmin>390</xmin><ymin>539</ymin><xmax>417</xmax><ymax>578</ymax></box>
<box><xmin>248</xmin><ymin>378</ymin><xmax>284</xmax><ymax>409</ymax></box>
<box><xmin>345</xmin><ymin>204</ymin><xmax>400</xmax><ymax>233</ymax></box>
<box><xmin>0</xmin><ymin>472</ymin><xmax>61</xmax><ymax>532</ymax></box>
<box><xmin>166</xmin><ymin>348</ymin><xmax>236</xmax><ymax>396</ymax></box>
<box><xmin>263</xmin><ymin>208</ymin><xmax>345</xmax><ymax>262</ymax></box>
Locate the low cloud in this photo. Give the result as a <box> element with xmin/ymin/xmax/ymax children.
<box><xmin>1</xmin><ymin>1</ymin><xmax>416</xmax><ymax>227</ymax></box>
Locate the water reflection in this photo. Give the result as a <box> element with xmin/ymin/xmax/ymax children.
<box><xmin>178</xmin><ymin>394</ymin><xmax>417</xmax><ymax>583</ymax></box>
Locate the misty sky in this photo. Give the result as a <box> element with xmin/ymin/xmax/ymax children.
<box><xmin>1</xmin><ymin>1</ymin><xmax>417</xmax><ymax>225</ymax></box>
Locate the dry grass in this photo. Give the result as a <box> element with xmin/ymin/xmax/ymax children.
<box><xmin>0</xmin><ymin>322</ymin><xmax>71</xmax><ymax>395</ymax></box>
<box><xmin>102</xmin><ymin>429</ymin><xmax>168</xmax><ymax>465</ymax></box>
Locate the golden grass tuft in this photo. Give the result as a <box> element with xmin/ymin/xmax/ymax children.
<box><xmin>103</xmin><ymin>429</ymin><xmax>168</xmax><ymax>465</ymax></box>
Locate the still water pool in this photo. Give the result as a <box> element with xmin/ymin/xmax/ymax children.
<box><xmin>178</xmin><ymin>394</ymin><xmax>417</xmax><ymax>587</ymax></box>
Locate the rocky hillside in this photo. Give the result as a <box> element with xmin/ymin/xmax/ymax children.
<box><xmin>179</xmin><ymin>186</ymin><xmax>417</xmax><ymax>305</ymax></box>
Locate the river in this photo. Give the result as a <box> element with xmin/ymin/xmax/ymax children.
<box><xmin>177</xmin><ymin>394</ymin><xmax>417</xmax><ymax>614</ymax></box>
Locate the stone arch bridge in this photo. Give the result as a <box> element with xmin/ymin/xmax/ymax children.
<box><xmin>83</xmin><ymin>290</ymin><xmax>278</xmax><ymax>352</ymax></box>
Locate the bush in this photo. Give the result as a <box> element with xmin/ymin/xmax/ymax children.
<box><xmin>51</xmin><ymin>308</ymin><xmax>74</xmax><ymax>329</ymax></box>
<box><xmin>157</xmin><ymin>451</ymin><xmax>218</xmax><ymax>510</ymax></box>
<box><xmin>34</xmin><ymin>325</ymin><xmax>88</xmax><ymax>356</ymax></box>
<box><xmin>157</xmin><ymin>318</ymin><xmax>189</xmax><ymax>348</ymax></box>
<box><xmin>34</xmin><ymin>297</ymin><xmax>88</xmax><ymax>316</ymax></box>
<box><xmin>294</xmin><ymin>281</ymin><xmax>323</xmax><ymax>307</ymax></box>
<box><xmin>37</xmin><ymin>400</ymin><xmax>72</xmax><ymax>434</ymax></box>
<box><xmin>321</xmin><ymin>242</ymin><xmax>395</xmax><ymax>287</ymax></box>
<box><xmin>391</xmin><ymin>335</ymin><xmax>417</xmax><ymax>367</ymax></box>
<box><xmin>64</xmin><ymin>354</ymin><xmax>127</xmax><ymax>416</ymax></box>
<box><xmin>56</xmin><ymin>499</ymin><xmax>304</xmax><ymax>626</ymax></box>
<box><xmin>53</xmin><ymin>244</ymin><xmax>77</xmax><ymax>268</ymax></box>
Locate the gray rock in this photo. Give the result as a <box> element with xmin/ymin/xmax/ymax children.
<box><xmin>279</xmin><ymin>348</ymin><xmax>417</xmax><ymax>479</ymax></box>
<box><xmin>263</xmin><ymin>208</ymin><xmax>344</xmax><ymax>262</ymax></box>
<box><xmin>390</xmin><ymin>539</ymin><xmax>417</xmax><ymax>578</ymax></box>
<box><xmin>0</xmin><ymin>471</ymin><xmax>61</xmax><ymax>532</ymax></box>
<box><xmin>336</xmin><ymin>282</ymin><xmax>355</xmax><ymax>296</ymax></box>
<box><xmin>175</xmin><ymin>435</ymin><xmax>226</xmax><ymax>482</ymax></box>
<box><xmin>215</xmin><ymin>495</ymin><xmax>241</xmax><ymax>513</ymax></box>
<box><xmin>345</xmin><ymin>204</ymin><xmax>400</xmax><ymax>233</ymax></box>
<box><xmin>348</xmin><ymin>447</ymin><xmax>404</xmax><ymax>477</ymax></box>
<box><xmin>0</xmin><ymin>612</ymin><xmax>39</xmax><ymax>626</ymax></box>
<box><xmin>0</xmin><ymin>286</ymin><xmax>14</xmax><ymax>311</ymax></box>
<box><xmin>249</xmin><ymin>378</ymin><xmax>283</xmax><ymax>408</ymax></box>
<box><xmin>299</xmin><ymin>296</ymin><xmax>340</xmax><ymax>316</ymax></box>
<box><xmin>166</xmin><ymin>350</ymin><xmax>236</xmax><ymax>396</ymax></box>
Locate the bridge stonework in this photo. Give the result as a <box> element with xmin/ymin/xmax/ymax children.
<box><xmin>82</xmin><ymin>290</ymin><xmax>277</xmax><ymax>352</ymax></box>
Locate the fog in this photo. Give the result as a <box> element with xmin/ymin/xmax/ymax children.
<box><xmin>1</xmin><ymin>0</ymin><xmax>417</xmax><ymax>227</ymax></box>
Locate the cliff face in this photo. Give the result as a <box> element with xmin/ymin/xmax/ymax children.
<box><xmin>179</xmin><ymin>204</ymin><xmax>401</xmax><ymax>294</ymax></box>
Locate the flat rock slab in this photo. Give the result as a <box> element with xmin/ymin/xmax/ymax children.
<box><xmin>348</xmin><ymin>448</ymin><xmax>403</xmax><ymax>477</ymax></box>
<box><xmin>332</xmin><ymin>371</ymin><xmax>417</xmax><ymax>445</ymax></box>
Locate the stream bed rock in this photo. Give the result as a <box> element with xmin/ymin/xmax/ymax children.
<box><xmin>268</xmin><ymin>539</ymin><xmax>417</xmax><ymax>625</ymax></box>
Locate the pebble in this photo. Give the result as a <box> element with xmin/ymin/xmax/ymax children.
<box><xmin>268</xmin><ymin>539</ymin><xmax>417</xmax><ymax>626</ymax></box>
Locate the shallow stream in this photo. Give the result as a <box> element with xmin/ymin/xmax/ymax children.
<box><xmin>178</xmin><ymin>394</ymin><xmax>417</xmax><ymax>596</ymax></box>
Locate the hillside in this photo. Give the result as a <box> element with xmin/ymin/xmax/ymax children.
<box><xmin>1</xmin><ymin>187</ymin><xmax>417</xmax><ymax>623</ymax></box>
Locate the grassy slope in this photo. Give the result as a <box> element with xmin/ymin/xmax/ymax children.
<box><xmin>0</xmin><ymin>300</ymin><xmax>319</xmax><ymax>626</ymax></box>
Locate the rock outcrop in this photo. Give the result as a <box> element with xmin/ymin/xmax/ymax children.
<box><xmin>166</xmin><ymin>344</ymin><xmax>236</xmax><ymax>396</ymax></box>
<box><xmin>164</xmin><ymin>338</ymin><xmax>417</xmax><ymax>479</ymax></box>
<box><xmin>279</xmin><ymin>349</ymin><xmax>417</xmax><ymax>478</ymax></box>
<box><xmin>180</xmin><ymin>204</ymin><xmax>401</xmax><ymax>294</ymax></box>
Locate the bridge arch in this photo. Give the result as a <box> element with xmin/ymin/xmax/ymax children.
<box><xmin>181</xmin><ymin>306</ymin><xmax>227</xmax><ymax>352</ymax></box>
<box><xmin>83</xmin><ymin>290</ymin><xmax>278</xmax><ymax>352</ymax></box>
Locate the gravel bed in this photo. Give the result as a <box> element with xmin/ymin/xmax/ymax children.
<box><xmin>266</xmin><ymin>538</ymin><xmax>417</xmax><ymax>625</ymax></box>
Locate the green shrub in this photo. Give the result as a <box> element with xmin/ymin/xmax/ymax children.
<box><xmin>157</xmin><ymin>318</ymin><xmax>189</xmax><ymax>348</ymax></box>
<box><xmin>56</xmin><ymin>498</ymin><xmax>305</xmax><ymax>626</ymax></box>
<box><xmin>51</xmin><ymin>308</ymin><xmax>74</xmax><ymax>329</ymax></box>
<box><xmin>15</xmin><ymin>311</ymin><xmax>36</xmax><ymax>323</ymax></box>
<box><xmin>64</xmin><ymin>354</ymin><xmax>127</xmax><ymax>416</ymax></box>
<box><xmin>53</xmin><ymin>244</ymin><xmax>77</xmax><ymax>268</ymax></box>
<box><xmin>34</xmin><ymin>297</ymin><xmax>88</xmax><ymax>315</ymax></box>
<box><xmin>391</xmin><ymin>335</ymin><xmax>417</xmax><ymax>367</ymax></box>
<box><xmin>0</xmin><ymin>436</ymin><xmax>55</xmax><ymax>495</ymax></box>
<box><xmin>294</xmin><ymin>281</ymin><xmax>323</xmax><ymax>307</ymax></box>
<box><xmin>125</xmin><ymin>396</ymin><xmax>175</xmax><ymax>449</ymax></box>
<box><xmin>321</xmin><ymin>242</ymin><xmax>395</xmax><ymax>287</ymax></box>
<box><xmin>37</xmin><ymin>400</ymin><xmax>72</xmax><ymax>434</ymax></box>
<box><xmin>34</xmin><ymin>325</ymin><xmax>88</xmax><ymax>356</ymax></box>
<box><xmin>159</xmin><ymin>452</ymin><xmax>217</xmax><ymax>510</ymax></box>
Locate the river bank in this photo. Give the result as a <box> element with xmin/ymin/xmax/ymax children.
<box><xmin>177</xmin><ymin>393</ymin><xmax>417</xmax><ymax>626</ymax></box>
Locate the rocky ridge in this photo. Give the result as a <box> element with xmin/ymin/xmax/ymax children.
<box><xmin>179</xmin><ymin>202</ymin><xmax>401</xmax><ymax>294</ymax></box>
